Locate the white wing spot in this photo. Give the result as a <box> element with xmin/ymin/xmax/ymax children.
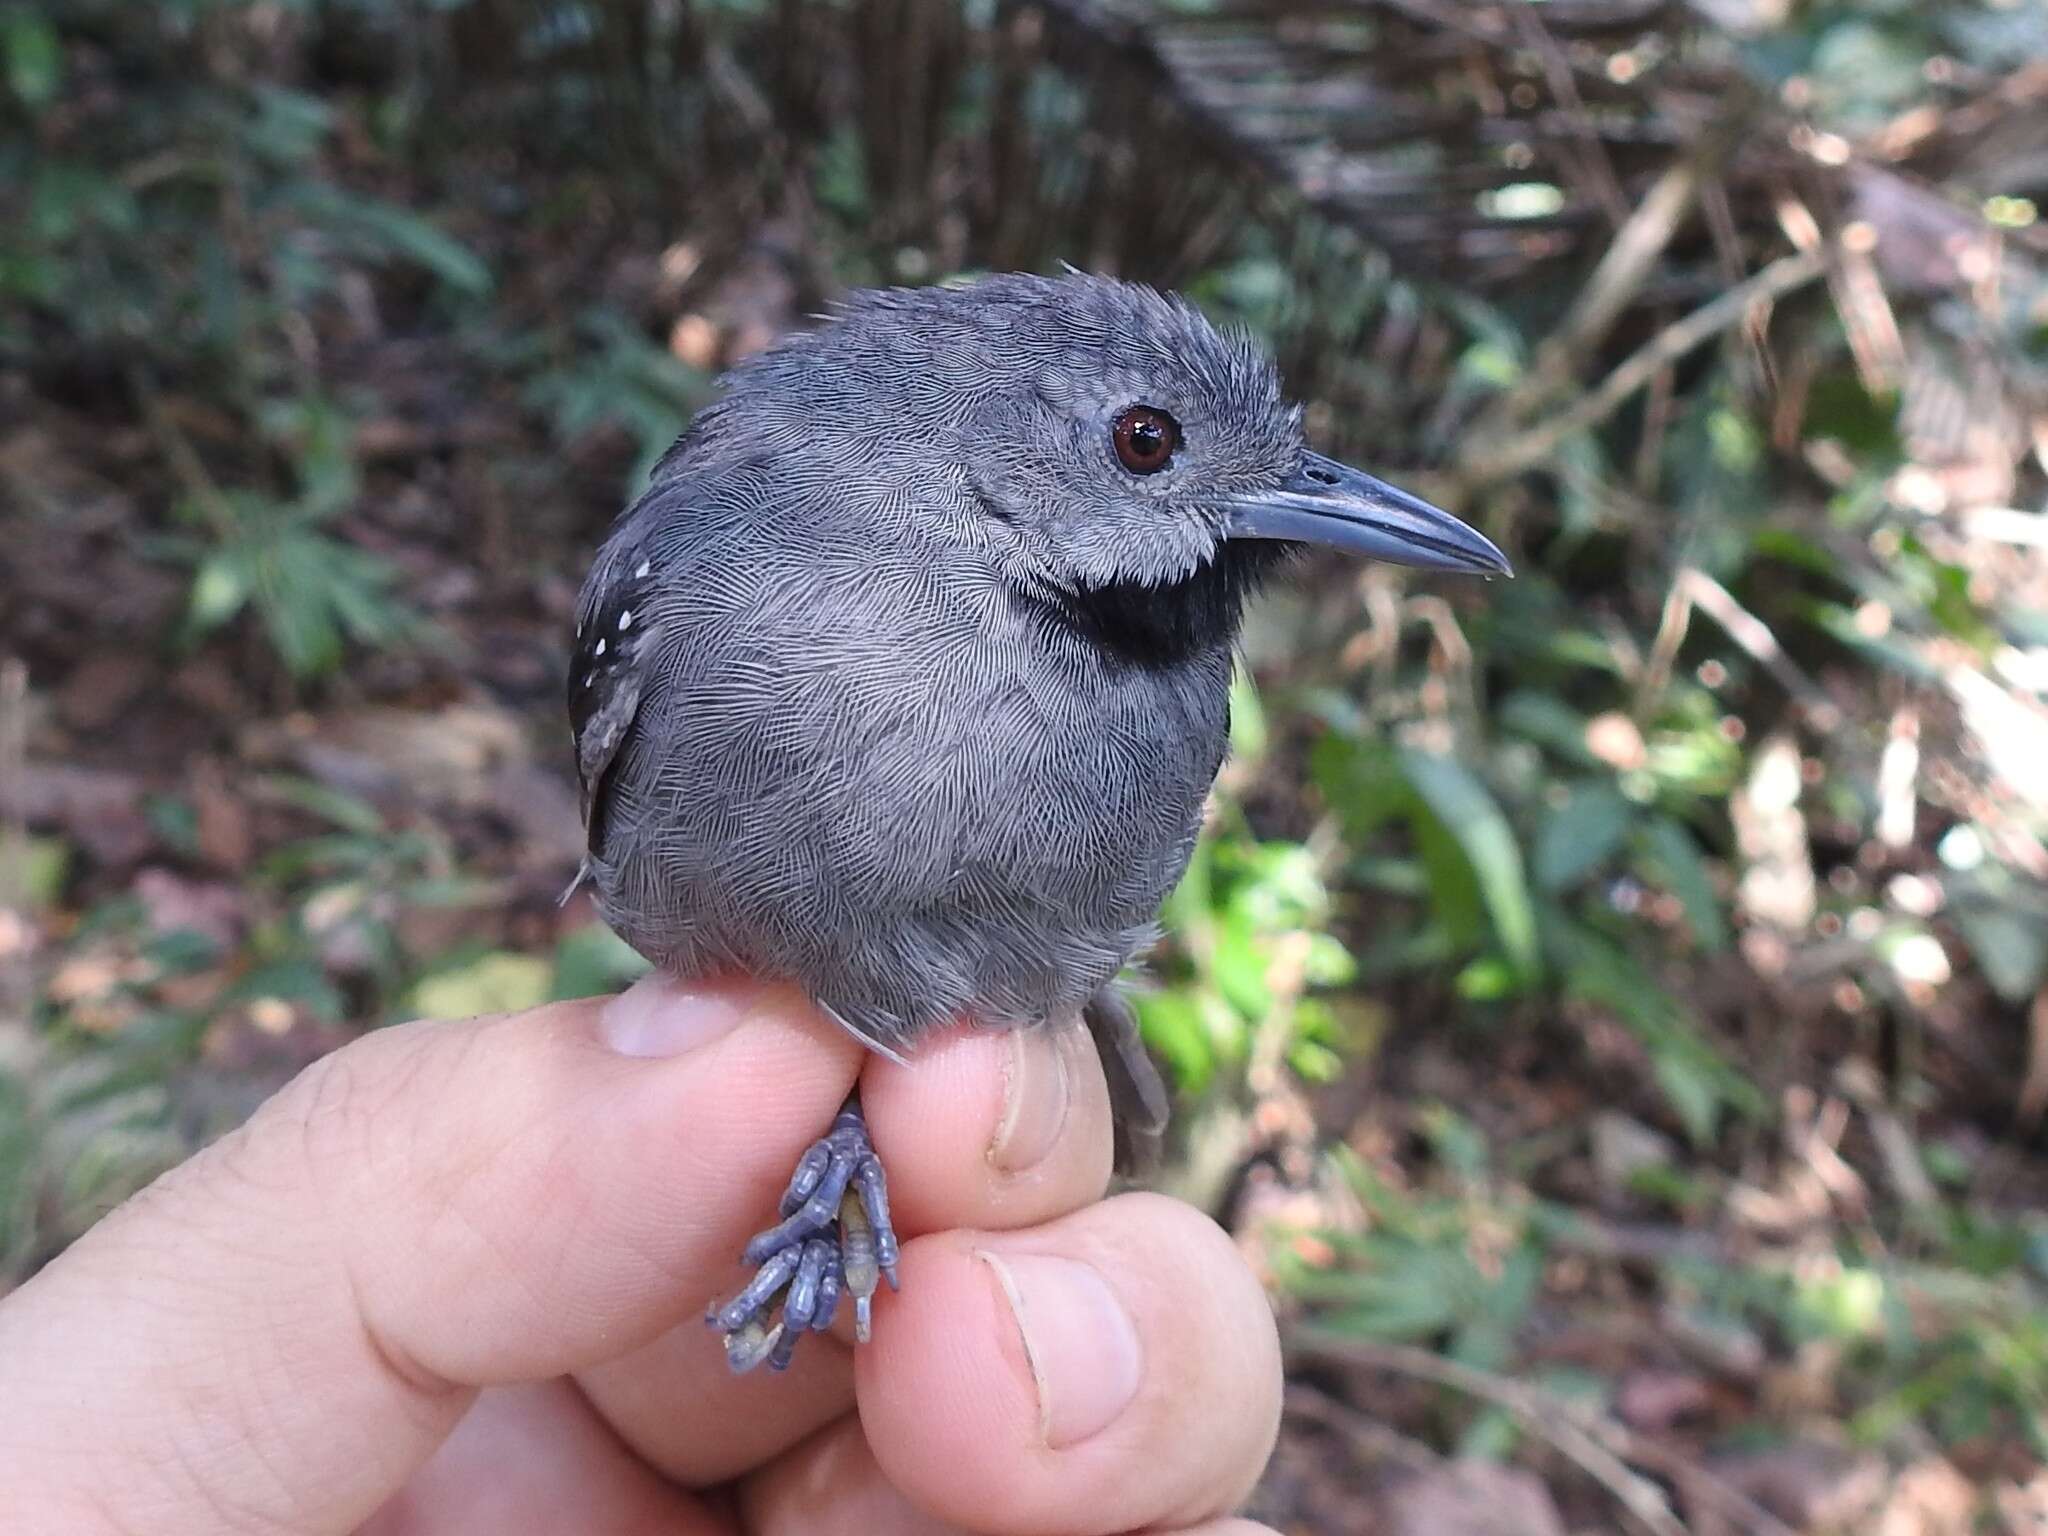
<box><xmin>617</xmin><ymin>609</ymin><xmax>633</xmax><ymax>631</ymax></box>
<box><xmin>595</xmin><ymin>638</ymin><xmax>608</xmax><ymax>656</ymax></box>
<box><xmin>635</xmin><ymin>559</ymin><xmax>651</xmax><ymax>578</ymax></box>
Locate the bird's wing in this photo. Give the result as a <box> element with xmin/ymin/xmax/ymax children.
<box><xmin>567</xmin><ymin>541</ymin><xmax>667</xmax><ymax>856</ymax></box>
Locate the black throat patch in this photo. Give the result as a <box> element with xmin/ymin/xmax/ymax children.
<box><xmin>1035</xmin><ymin>542</ymin><xmax>1286</xmax><ymax>671</ymax></box>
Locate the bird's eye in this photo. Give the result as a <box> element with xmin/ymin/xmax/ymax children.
<box><xmin>1111</xmin><ymin>405</ymin><xmax>1179</xmax><ymax>475</ymax></box>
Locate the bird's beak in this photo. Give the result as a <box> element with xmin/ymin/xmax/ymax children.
<box><xmin>1223</xmin><ymin>452</ymin><xmax>1512</xmax><ymax>577</ymax></box>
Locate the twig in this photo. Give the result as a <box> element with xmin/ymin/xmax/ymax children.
<box><xmin>1289</xmin><ymin>1327</ymin><xmax>1691</xmax><ymax>1536</ymax></box>
<box><xmin>1498</xmin><ymin>156</ymin><xmax>1704</xmax><ymax>430</ymax></box>
<box><xmin>1510</xmin><ymin>0</ymin><xmax>1629</xmax><ymax>229</ymax></box>
<box><xmin>1284</xmin><ymin>1382</ymin><xmax>1441</xmax><ymax>1473</ymax></box>
<box><xmin>1680</xmin><ymin>569</ymin><xmax>1840</xmax><ymax>731</ymax></box>
<box><xmin>1632</xmin><ymin>564</ymin><xmax>1693</xmax><ymax>719</ymax></box>
<box><xmin>1291</xmin><ymin>1327</ymin><xmax>1813</xmax><ymax>1536</ymax></box>
<box><xmin>1458</xmin><ymin>247</ymin><xmax>1827</xmax><ymax>488</ymax></box>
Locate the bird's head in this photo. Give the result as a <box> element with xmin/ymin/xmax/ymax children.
<box><xmin>692</xmin><ymin>272</ymin><xmax>1508</xmax><ymax>663</ymax></box>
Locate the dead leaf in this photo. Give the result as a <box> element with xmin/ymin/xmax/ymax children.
<box><xmin>241</xmin><ymin>703</ymin><xmax>529</xmax><ymax>808</ymax></box>
<box><xmin>134</xmin><ymin>868</ymin><xmax>245</xmax><ymax>951</ymax></box>
<box><xmin>56</xmin><ymin>653</ymin><xmax>152</xmax><ymax>733</ymax></box>
<box><xmin>1707</xmin><ymin>1440</ymin><xmax>1886</xmax><ymax>1531</ymax></box>
<box><xmin>1874</xmin><ymin>1458</ymin><xmax>1977</xmax><ymax>1536</ymax></box>
<box><xmin>1386</xmin><ymin>1461</ymin><xmax>1567</xmax><ymax>1536</ymax></box>
<box><xmin>1616</xmin><ymin>1369</ymin><xmax>1712</xmax><ymax>1434</ymax></box>
<box><xmin>191</xmin><ymin>762</ymin><xmax>255</xmax><ymax>872</ymax></box>
<box><xmin>2</xmin><ymin>762</ymin><xmax>154</xmax><ymax>867</ymax></box>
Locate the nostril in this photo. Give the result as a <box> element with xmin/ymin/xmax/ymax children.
<box><xmin>1304</xmin><ymin>464</ymin><xmax>1339</xmax><ymax>486</ymax></box>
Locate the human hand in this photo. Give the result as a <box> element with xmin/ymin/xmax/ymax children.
<box><xmin>0</xmin><ymin>976</ymin><xmax>1283</xmax><ymax>1534</ymax></box>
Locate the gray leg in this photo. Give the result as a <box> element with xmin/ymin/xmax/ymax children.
<box><xmin>705</xmin><ymin>1090</ymin><xmax>902</xmax><ymax>1372</ymax></box>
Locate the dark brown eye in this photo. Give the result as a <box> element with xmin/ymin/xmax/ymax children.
<box><xmin>1112</xmin><ymin>405</ymin><xmax>1179</xmax><ymax>475</ymax></box>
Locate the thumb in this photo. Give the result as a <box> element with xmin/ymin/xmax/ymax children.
<box><xmin>0</xmin><ymin>977</ymin><xmax>860</xmax><ymax>1536</ymax></box>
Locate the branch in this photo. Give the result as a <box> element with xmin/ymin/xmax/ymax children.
<box><xmin>1288</xmin><ymin>1327</ymin><xmax>1804</xmax><ymax>1536</ymax></box>
<box><xmin>1457</xmin><ymin>246</ymin><xmax>1827</xmax><ymax>488</ymax></box>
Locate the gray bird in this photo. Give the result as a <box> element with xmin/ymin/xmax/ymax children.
<box><xmin>568</xmin><ymin>272</ymin><xmax>1507</xmax><ymax>1371</ymax></box>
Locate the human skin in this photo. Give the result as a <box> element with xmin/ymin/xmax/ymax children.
<box><xmin>0</xmin><ymin>974</ymin><xmax>1285</xmax><ymax>1535</ymax></box>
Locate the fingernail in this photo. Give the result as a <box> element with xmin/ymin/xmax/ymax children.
<box><xmin>600</xmin><ymin>973</ymin><xmax>748</xmax><ymax>1057</ymax></box>
<box><xmin>989</xmin><ymin>1025</ymin><xmax>1073</xmax><ymax>1173</ymax></box>
<box><xmin>978</xmin><ymin>1250</ymin><xmax>1142</xmax><ymax>1449</ymax></box>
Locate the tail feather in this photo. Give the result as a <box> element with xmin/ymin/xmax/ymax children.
<box><xmin>1084</xmin><ymin>987</ymin><xmax>1170</xmax><ymax>1176</ymax></box>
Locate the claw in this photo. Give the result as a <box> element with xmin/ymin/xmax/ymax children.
<box><xmin>854</xmin><ymin>1154</ymin><xmax>899</xmax><ymax>1290</ymax></box>
<box><xmin>722</xmin><ymin>1318</ymin><xmax>783</xmax><ymax>1374</ymax></box>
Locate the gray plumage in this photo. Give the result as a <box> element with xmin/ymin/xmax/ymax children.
<box><xmin>569</xmin><ymin>271</ymin><xmax>1507</xmax><ymax>1146</ymax></box>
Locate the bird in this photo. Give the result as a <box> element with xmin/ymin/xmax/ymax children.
<box><xmin>567</xmin><ymin>271</ymin><xmax>1508</xmax><ymax>1372</ymax></box>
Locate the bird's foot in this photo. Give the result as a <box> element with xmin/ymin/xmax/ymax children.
<box><xmin>706</xmin><ymin>1094</ymin><xmax>899</xmax><ymax>1373</ymax></box>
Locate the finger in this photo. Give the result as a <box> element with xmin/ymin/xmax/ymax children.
<box><xmin>858</xmin><ymin>1193</ymin><xmax>1282</xmax><ymax>1536</ymax></box>
<box><xmin>575</xmin><ymin>1311</ymin><xmax>856</xmax><ymax>1489</ymax></box>
<box><xmin>735</xmin><ymin>1417</ymin><xmax>968</xmax><ymax>1536</ymax></box>
<box><xmin>362</xmin><ymin>1381</ymin><xmax>727</xmax><ymax>1536</ymax></box>
<box><xmin>0</xmin><ymin>976</ymin><xmax>862</xmax><ymax>1536</ymax></box>
<box><xmin>575</xmin><ymin>1015</ymin><xmax>1112</xmax><ymax>1485</ymax></box>
<box><xmin>737</xmin><ymin>1417</ymin><xmax>1287</xmax><ymax>1536</ymax></box>
<box><xmin>861</xmin><ymin>1017</ymin><xmax>1114</xmax><ymax>1237</ymax></box>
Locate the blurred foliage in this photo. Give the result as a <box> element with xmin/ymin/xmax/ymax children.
<box><xmin>6</xmin><ymin>0</ymin><xmax>2048</xmax><ymax>1513</ymax></box>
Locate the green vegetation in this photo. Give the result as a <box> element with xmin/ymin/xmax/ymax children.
<box><xmin>5</xmin><ymin>0</ymin><xmax>2045</xmax><ymax>1525</ymax></box>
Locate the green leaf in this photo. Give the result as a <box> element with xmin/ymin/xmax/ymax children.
<box><xmin>1210</xmin><ymin>910</ymin><xmax>1273</xmax><ymax>1020</ymax></box>
<box><xmin>1302</xmin><ymin>932</ymin><xmax>1356</xmax><ymax>988</ymax></box>
<box><xmin>1802</xmin><ymin>371</ymin><xmax>1900</xmax><ymax>458</ymax></box>
<box><xmin>1310</xmin><ymin>733</ymin><xmax>1410</xmax><ymax>841</ymax></box>
<box><xmin>551</xmin><ymin>923</ymin><xmax>651</xmax><ymax>1001</ymax></box>
<box><xmin>285</xmin><ymin>184</ymin><xmax>492</xmax><ymax>296</ymax></box>
<box><xmin>263</xmin><ymin>396</ymin><xmax>359</xmax><ymax>518</ymax></box>
<box><xmin>1951</xmin><ymin>905</ymin><xmax>2048</xmax><ymax>1003</ymax></box>
<box><xmin>259</xmin><ymin>776</ymin><xmax>385</xmax><ymax>836</ymax></box>
<box><xmin>1416</xmin><ymin>1102</ymin><xmax>1487</xmax><ymax>1178</ymax></box>
<box><xmin>19</xmin><ymin>836</ymin><xmax>70</xmax><ymax>907</ymax></box>
<box><xmin>1227</xmin><ymin>665</ymin><xmax>1269</xmax><ymax>763</ymax></box>
<box><xmin>186</xmin><ymin>550</ymin><xmax>251</xmax><ymax>633</ymax></box>
<box><xmin>1534</xmin><ymin>781</ymin><xmax>1633</xmax><ymax>891</ymax></box>
<box><xmin>145</xmin><ymin>794</ymin><xmax>200</xmax><ymax>856</ymax></box>
<box><xmin>1318</xmin><ymin>1259</ymin><xmax>1461</xmax><ymax>1340</ymax></box>
<box><xmin>1636</xmin><ymin>816</ymin><xmax>1729</xmax><ymax>951</ymax></box>
<box><xmin>1498</xmin><ymin>692</ymin><xmax>1596</xmax><ymax>764</ymax></box>
<box><xmin>409</xmin><ymin>951</ymin><xmax>553</xmax><ymax>1020</ymax></box>
<box><xmin>3</xmin><ymin>10</ymin><xmax>59</xmax><ymax>105</ymax></box>
<box><xmin>1455</xmin><ymin>955</ymin><xmax>1517</xmax><ymax>1000</ymax></box>
<box><xmin>1398</xmin><ymin>749</ymin><xmax>1541</xmax><ymax>984</ymax></box>
<box><xmin>224</xmin><ymin>959</ymin><xmax>346</xmax><ymax>1023</ymax></box>
<box><xmin>245</xmin><ymin>85</ymin><xmax>335</xmax><ymax>164</ymax></box>
<box><xmin>1545</xmin><ymin>914</ymin><xmax>1758</xmax><ymax>1142</ymax></box>
<box><xmin>262</xmin><ymin>531</ymin><xmax>347</xmax><ymax>677</ymax></box>
<box><xmin>1413</xmin><ymin>807</ymin><xmax>1485</xmax><ymax>953</ymax></box>
<box><xmin>1133</xmin><ymin>989</ymin><xmax>1214</xmax><ymax>1095</ymax></box>
<box><xmin>1653</xmin><ymin>1050</ymin><xmax>1724</xmax><ymax>1147</ymax></box>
